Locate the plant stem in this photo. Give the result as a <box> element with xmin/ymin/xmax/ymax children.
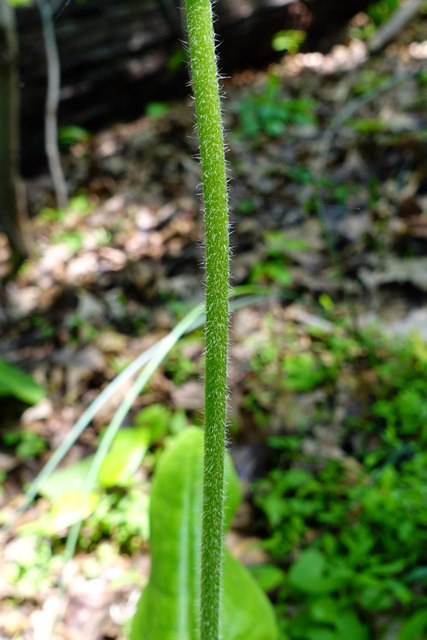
<box><xmin>184</xmin><ymin>1</ymin><xmax>229</xmax><ymax>638</ymax></box>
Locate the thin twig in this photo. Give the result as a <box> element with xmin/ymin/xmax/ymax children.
<box><xmin>37</xmin><ymin>0</ymin><xmax>68</xmax><ymax>210</ymax></box>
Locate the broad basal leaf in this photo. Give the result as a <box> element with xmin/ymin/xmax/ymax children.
<box><xmin>130</xmin><ymin>427</ymin><xmax>277</xmax><ymax>640</ymax></box>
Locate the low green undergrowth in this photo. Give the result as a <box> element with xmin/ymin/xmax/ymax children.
<box><xmin>249</xmin><ymin>232</ymin><xmax>308</xmax><ymax>289</ymax></box>
<box><xmin>251</xmin><ymin>324</ymin><xmax>427</xmax><ymax>640</ymax></box>
<box><xmin>237</xmin><ymin>74</ymin><xmax>317</xmax><ymax>139</ymax></box>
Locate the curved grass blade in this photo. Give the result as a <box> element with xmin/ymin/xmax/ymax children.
<box><xmin>4</xmin><ymin>304</ymin><xmax>203</xmax><ymax>531</ymax></box>
<box><xmin>4</xmin><ymin>289</ymin><xmax>271</xmax><ymax>537</ymax></box>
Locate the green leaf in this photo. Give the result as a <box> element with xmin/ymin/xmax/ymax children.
<box><xmin>0</xmin><ymin>357</ymin><xmax>45</xmax><ymax>405</ymax></box>
<box><xmin>134</xmin><ymin>403</ymin><xmax>171</xmax><ymax>442</ymax></box>
<box><xmin>250</xmin><ymin>564</ymin><xmax>286</xmax><ymax>592</ymax></box>
<box><xmin>221</xmin><ymin>552</ymin><xmax>278</xmax><ymax>640</ymax></box>
<box><xmin>271</xmin><ymin>29</ymin><xmax>306</xmax><ymax>53</ymax></box>
<box><xmin>398</xmin><ymin>609</ymin><xmax>427</xmax><ymax>640</ymax></box>
<box><xmin>47</xmin><ymin>490</ymin><xmax>99</xmax><ymax>534</ymax></box>
<box><xmin>6</xmin><ymin>0</ymin><xmax>33</xmax><ymax>6</ymax></box>
<box><xmin>310</xmin><ymin>598</ymin><xmax>337</xmax><ymax>625</ymax></box>
<box><xmin>335</xmin><ymin>611</ymin><xmax>367</xmax><ymax>640</ymax></box>
<box><xmin>367</xmin><ymin>559</ymin><xmax>407</xmax><ymax>576</ymax></box>
<box><xmin>405</xmin><ymin>566</ymin><xmax>427</xmax><ymax>583</ymax></box>
<box><xmin>58</xmin><ymin>126</ymin><xmax>92</xmax><ymax>150</ymax></box>
<box><xmin>19</xmin><ymin>490</ymin><xmax>99</xmax><ymax>536</ymax></box>
<box><xmin>38</xmin><ymin>456</ymin><xmax>96</xmax><ymax>501</ymax></box>
<box><xmin>166</xmin><ymin>49</ymin><xmax>187</xmax><ymax>71</ymax></box>
<box><xmin>130</xmin><ymin>427</ymin><xmax>277</xmax><ymax>640</ymax></box>
<box><xmin>283</xmin><ymin>353</ymin><xmax>330</xmax><ymax>392</ymax></box>
<box><xmin>306</xmin><ymin>629</ymin><xmax>337</xmax><ymax>640</ymax></box>
<box><xmin>98</xmin><ymin>427</ymin><xmax>150</xmax><ymax>488</ymax></box>
<box><xmin>29</xmin><ymin>456</ymin><xmax>101</xmax><ymax>535</ymax></box>
<box><xmin>289</xmin><ymin>549</ymin><xmax>335</xmax><ymax>594</ymax></box>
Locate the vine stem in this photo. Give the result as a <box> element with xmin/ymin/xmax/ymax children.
<box><xmin>184</xmin><ymin>1</ymin><xmax>229</xmax><ymax>639</ymax></box>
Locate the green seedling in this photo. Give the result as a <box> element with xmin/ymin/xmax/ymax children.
<box><xmin>39</xmin><ymin>194</ymin><xmax>93</xmax><ymax>223</ymax></box>
<box><xmin>348</xmin><ymin>0</ymin><xmax>400</xmax><ymax>40</ymax></box>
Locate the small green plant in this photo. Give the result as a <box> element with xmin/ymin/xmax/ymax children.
<box><xmin>39</xmin><ymin>194</ymin><xmax>93</xmax><ymax>223</ymax></box>
<box><xmin>163</xmin><ymin>335</ymin><xmax>201</xmax><ymax>385</ymax></box>
<box><xmin>271</xmin><ymin>30</ymin><xmax>306</xmax><ymax>53</ymax></box>
<box><xmin>39</xmin><ymin>206</ymin><xmax>66</xmax><ymax>222</ymax></box>
<box><xmin>250</xmin><ymin>231</ymin><xmax>308</xmax><ymax>288</ymax></box>
<box><xmin>238</xmin><ymin>74</ymin><xmax>316</xmax><ymax>138</ymax></box>
<box><xmin>58</xmin><ymin>125</ymin><xmax>91</xmax><ymax>151</ymax></box>
<box><xmin>68</xmin><ymin>193</ymin><xmax>93</xmax><ymax>216</ymax></box>
<box><xmin>282</xmin><ymin>352</ymin><xmax>334</xmax><ymax>392</ymax></box>
<box><xmin>2</xmin><ymin>535</ymin><xmax>56</xmax><ymax>595</ymax></box>
<box><xmin>3</xmin><ymin>429</ymin><xmax>47</xmax><ymax>458</ymax></box>
<box><xmin>255</xmin><ymin>452</ymin><xmax>427</xmax><ymax>639</ymax></box>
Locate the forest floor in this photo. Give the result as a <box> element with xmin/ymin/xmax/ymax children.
<box><xmin>1</xmin><ymin>9</ymin><xmax>427</xmax><ymax>640</ymax></box>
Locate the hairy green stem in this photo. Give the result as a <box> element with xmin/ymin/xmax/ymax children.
<box><xmin>184</xmin><ymin>1</ymin><xmax>229</xmax><ymax>638</ymax></box>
